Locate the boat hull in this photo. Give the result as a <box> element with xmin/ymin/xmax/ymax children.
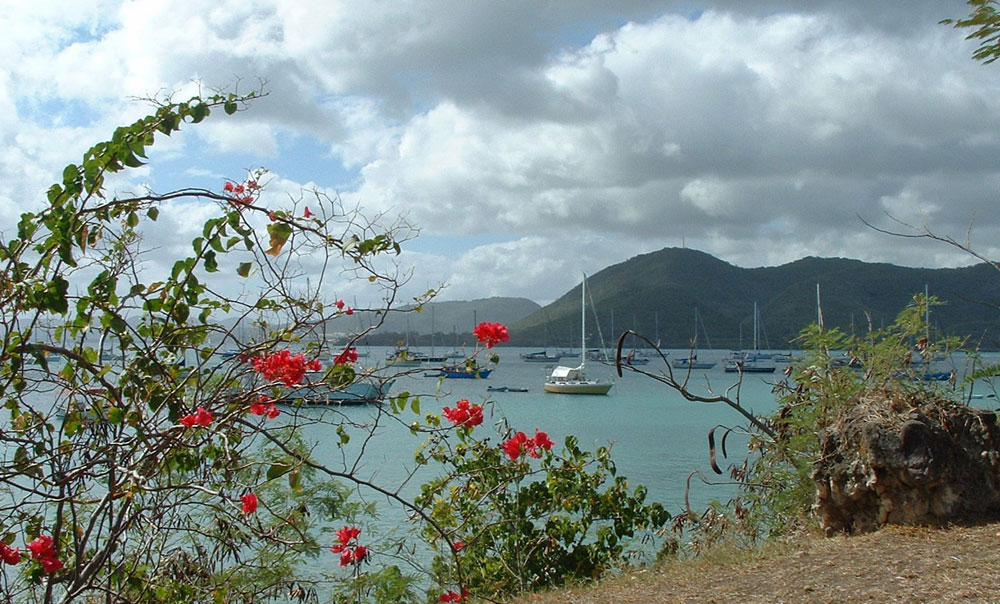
<box><xmin>427</xmin><ymin>368</ymin><xmax>492</xmax><ymax>379</ymax></box>
<box><xmin>672</xmin><ymin>360</ymin><xmax>716</xmax><ymax>370</ymax></box>
<box><xmin>723</xmin><ymin>363</ymin><xmax>776</xmax><ymax>373</ymax></box>
<box><xmin>282</xmin><ymin>381</ymin><xmax>392</xmax><ymax>405</ymax></box>
<box><xmin>543</xmin><ymin>381</ymin><xmax>613</xmax><ymax>395</ymax></box>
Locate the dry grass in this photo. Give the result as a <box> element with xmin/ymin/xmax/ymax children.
<box><xmin>508</xmin><ymin>522</ymin><xmax>1000</xmax><ymax>603</ymax></box>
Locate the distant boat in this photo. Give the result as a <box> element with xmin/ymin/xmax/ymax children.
<box><xmin>772</xmin><ymin>352</ymin><xmax>793</xmax><ymax>363</ymax></box>
<box><xmin>723</xmin><ymin>355</ymin><xmax>776</xmax><ymax>373</ymax></box>
<box><xmin>425</xmin><ymin>362</ymin><xmax>492</xmax><ymax>379</ymax></box>
<box><xmin>621</xmin><ymin>349</ymin><xmax>651</xmax><ymax>365</ymax></box>
<box><xmin>921</xmin><ymin>371</ymin><xmax>953</xmax><ymax>382</ymax></box>
<box><xmin>520</xmin><ymin>350</ymin><xmax>563</xmax><ymax>363</ymax></box>
<box><xmin>672</xmin><ymin>355</ymin><xmax>717</xmax><ymax>370</ymax></box>
<box><xmin>487</xmin><ymin>385</ymin><xmax>529</xmax><ymax>393</ymax></box>
<box><xmin>723</xmin><ymin>302</ymin><xmax>775</xmax><ymax>373</ymax></box>
<box><xmin>281</xmin><ymin>380</ymin><xmax>393</xmax><ymax>405</ymax></box>
<box><xmin>672</xmin><ymin>308</ymin><xmax>716</xmax><ymax>369</ymax></box>
<box><xmin>544</xmin><ymin>274</ymin><xmax>614</xmax><ymax>395</ymax></box>
<box><xmin>385</xmin><ymin>348</ymin><xmax>424</xmax><ymax>367</ymax></box>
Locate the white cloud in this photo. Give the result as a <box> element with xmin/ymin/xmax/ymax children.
<box><xmin>3</xmin><ymin>0</ymin><xmax>999</xmax><ymax>306</ymax></box>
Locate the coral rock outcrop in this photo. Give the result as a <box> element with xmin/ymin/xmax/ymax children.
<box><xmin>812</xmin><ymin>392</ymin><xmax>1000</xmax><ymax>534</ymax></box>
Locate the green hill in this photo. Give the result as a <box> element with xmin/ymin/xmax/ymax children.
<box><xmin>508</xmin><ymin>248</ymin><xmax>1000</xmax><ymax>350</ymax></box>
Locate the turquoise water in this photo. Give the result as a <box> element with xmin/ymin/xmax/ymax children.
<box><xmin>298</xmin><ymin>347</ymin><xmax>784</xmax><ymax>514</ymax></box>
<box><xmin>297</xmin><ymin>346</ymin><xmax>999</xmax><ymax>517</ymax></box>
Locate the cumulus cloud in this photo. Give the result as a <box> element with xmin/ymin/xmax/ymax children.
<box><xmin>2</xmin><ymin>0</ymin><xmax>998</xmax><ymax>305</ymax></box>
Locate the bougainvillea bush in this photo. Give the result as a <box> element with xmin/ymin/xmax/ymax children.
<box><xmin>0</xmin><ymin>91</ymin><xmax>670</xmax><ymax>603</ymax></box>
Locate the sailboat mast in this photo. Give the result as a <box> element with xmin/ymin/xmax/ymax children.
<box><xmin>816</xmin><ymin>283</ymin><xmax>824</xmax><ymax>330</ymax></box>
<box><xmin>753</xmin><ymin>302</ymin><xmax>759</xmax><ymax>351</ymax></box>
<box><xmin>580</xmin><ymin>274</ymin><xmax>587</xmax><ymax>371</ymax></box>
<box><xmin>925</xmin><ymin>283</ymin><xmax>930</xmax><ymax>342</ymax></box>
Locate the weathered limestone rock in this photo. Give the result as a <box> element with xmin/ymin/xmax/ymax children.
<box><xmin>812</xmin><ymin>392</ymin><xmax>1000</xmax><ymax>534</ymax></box>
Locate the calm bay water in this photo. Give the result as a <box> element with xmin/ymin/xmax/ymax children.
<box><xmin>297</xmin><ymin>346</ymin><xmax>998</xmax><ymax>517</ymax></box>
<box><xmin>298</xmin><ymin>347</ymin><xmax>784</xmax><ymax>515</ymax></box>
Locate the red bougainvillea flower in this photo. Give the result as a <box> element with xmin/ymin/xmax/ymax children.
<box><xmin>330</xmin><ymin>526</ymin><xmax>367</xmax><ymax>566</ymax></box>
<box><xmin>39</xmin><ymin>557</ymin><xmax>63</xmax><ymax>573</ymax></box>
<box><xmin>501</xmin><ymin>430</ymin><xmax>554</xmax><ymax>460</ymax></box>
<box><xmin>500</xmin><ymin>431</ymin><xmax>529</xmax><ymax>460</ymax></box>
<box><xmin>179</xmin><ymin>407</ymin><xmax>213</xmax><ymax>428</ymax></box>
<box><xmin>268</xmin><ymin>210</ymin><xmax>278</xmax><ymax>222</ymax></box>
<box><xmin>334</xmin><ymin>526</ymin><xmax>360</xmax><ymax>545</ymax></box>
<box><xmin>532</xmin><ymin>430</ymin><xmax>554</xmax><ymax>453</ymax></box>
<box><xmin>333</xmin><ymin>299</ymin><xmax>355</xmax><ymax>315</ymax></box>
<box><xmin>442</xmin><ymin>399</ymin><xmax>484</xmax><ymax>428</ymax></box>
<box><xmin>251</xmin><ymin>350</ymin><xmax>322</xmax><ymax>387</ymax></box>
<box><xmin>351</xmin><ymin>544</ymin><xmax>368</xmax><ymax>562</ymax></box>
<box><xmin>452</xmin><ymin>541</ymin><xmax>464</xmax><ymax>551</ymax></box>
<box><xmin>473</xmin><ymin>322</ymin><xmax>509</xmax><ymax>348</ymax></box>
<box><xmin>27</xmin><ymin>535</ymin><xmax>61</xmax><ymax>573</ymax></box>
<box><xmin>0</xmin><ymin>542</ymin><xmax>20</xmax><ymax>565</ymax></box>
<box><xmin>249</xmin><ymin>395</ymin><xmax>280</xmax><ymax>419</ymax></box>
<box><xmin>241</xmin><ymin>493</ymin><xmax>258</xmax><ymax>515</ymax></box>
<box><xmin>303</xmin><ymin>207</ymin><xmax>314</xmax><ymax>218</ymax></box>
<box><xmin>333</xmin><ymin>347</ymin><xmax>359</xmax><ymax>365</ymax></box>
<box><xmin>438</xmin><ymin>588</ymin><xmax>470</xmax><ymax>602</ymax></box>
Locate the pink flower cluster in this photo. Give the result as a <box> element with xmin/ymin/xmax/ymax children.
<box><xmin>442</xmin><ymin>399</ymin><xmax>484</xmax><ymax>428</ymax></box>
<box><xmin>179</xmin><ymin>407</ymin><xmax>213</xmax><ymax>428</ymax></box>
<box><xmin>223</xmin><ymin>179</ymin><xmax>257</xmax><ymax>207</ymax></box>
<box><xmin>0</xmin><ymin>542</ymin><xmax>20</xmax><ymax>566</ymax></box>
<box><xmin>331</xmin><ymin>526</ymin><xmax>367</xmax><ymax>566</ymax></box>
<box><xmin>500</xmin><ymin>429</ymin><xmax>554</xmax><ymax>460</ymax></box>
<box><xmin>473</xmin><ymin>322</ymin><xmax>509</xmax><ymax>348</ymax></box>
<box><xmin>251</xmin><ymin>350</ymin><xmax>322</xmax><ymax>387</ymax></box>
<box><xmin>222</xmin><ymin>180</ymin><xmax>258</xmax><ymax>208</ymax></box>
<box><xmin>250</xmin><ymin>395</ymin><xmax>280</xmax><ymax>419</ymax></box>
<box><xmin>27</xmin><ymin>535</ymin><xmax>62</xmax><ymax>574</ymax></box>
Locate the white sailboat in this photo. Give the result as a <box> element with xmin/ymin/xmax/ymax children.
<box><xmin>543</xmin><ymin>274</ymin><xmax>614</xmax><ymax>395</ymax></box>
<box><xmin>724</xmin><ymin>302</ymin><xmax>776</xmax><ymax>373</ymax></box>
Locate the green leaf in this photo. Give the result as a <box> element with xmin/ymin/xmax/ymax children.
<box><xmin>190</xmin><ymin>103</ymin><xmax>210</xmax><ymax>123</ymax></box>
<box><xmin>236</xmin><ymin>262</ymin><xmax>252</xmax><ymax>278</ymax></box>
<box><xmin>224</xmin><ymin>101</ymin><xmax>238</xmax><ymax>115</ymax></box>
<box><xmin>123</xmin><ymin>152</ymin><xmax>145</xmax><ymax>168</ymax></box>
<box><xmin>107</xmin><ymin>407</ymin><xmax>125</xmax><ymax>425</ymax></box>
<box><xmin>62</xmin><ymin>164</ymin><xmax>79</xmax><ymax>184</ymax></box>
<box><xmin>203</xmin><ymin>250</ymin><xmax>218</xmax><ymax>273</ymax></box>
<box><xmin>266</xmin><ymin>462</ymin><xmax>292</xmax><ymax>481</ymax></box>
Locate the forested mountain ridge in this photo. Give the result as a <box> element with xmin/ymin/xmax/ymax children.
<box><xmin>508</xmin><ymin>248</ymin><xmax>1000</xmax><ymax>350</ymax></box>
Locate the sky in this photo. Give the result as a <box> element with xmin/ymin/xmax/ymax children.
<box><xmin>3</xmin><ymin>0</ymin><xmax>1000</xmax><ymax>307</ymax></box>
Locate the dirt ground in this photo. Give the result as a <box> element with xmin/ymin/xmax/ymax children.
<box><xmin>509</xmin><ymin>522</ymin><xmax>1000</xmax><ymax>604</ymax></box>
